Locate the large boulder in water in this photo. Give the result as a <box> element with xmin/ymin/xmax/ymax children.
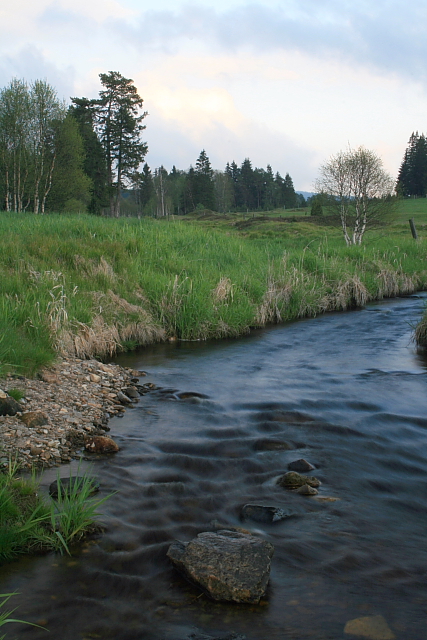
<box><xmin>167</xmin><ymin>530</ymin><xmax>274</xmax><ymax>603</ymax></box>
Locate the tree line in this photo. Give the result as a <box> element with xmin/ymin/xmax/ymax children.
<box><xmin>0</xmin><ymin>72</ymin><xmax>304</xmax><ymax>217</ymax></box>
<box><xmin>132</xmin><ymin>152</ymin><xmax>304</xmax><ymax>217</ymax></box>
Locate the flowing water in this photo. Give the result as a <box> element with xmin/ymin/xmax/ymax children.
<box><xmin>1</xmin><ymin>295</ymin><xmax>427</xmax><ymax>640</ymax></box>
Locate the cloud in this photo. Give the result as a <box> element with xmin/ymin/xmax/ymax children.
<box><xmin>112</xmin><ymin>1</ymin><xmax>427</xmax><ymax>83</ymax></box>
<box><xmin>141</xmin><ymin>78</ymin><xmax>317</xmax><ymax>189</ymax></box>
<box><xmin>0</xmin><ymin>45</ymin><xmax>76</xmax><ymax>100</ymax></box>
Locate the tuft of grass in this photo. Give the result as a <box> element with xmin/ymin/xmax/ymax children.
<box><xmin>48</xmin><ymin>469</ymin><xmax>112</xmax><ymax>555</ymax></box>
<box><xmin>0</xmin><ymin>460</ymin><xmax>111</xmax><ymax>562</ymax></box>
<box><xmin>415</xmin><ymin>306</ymin><xmax>427</xmax><ymax>347</ymax></box>
<box><xmin>6</xmin><ymin>388</ymin><xmax>25</xmax><ymax>402</ymax></box>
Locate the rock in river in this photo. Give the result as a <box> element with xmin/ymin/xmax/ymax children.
<box><xmin>167</xmin><ymin>530</ymin><xmax>274</xmax><ymax>603</ymax></box>
<box><xmin>241</xmin><ymin>504</ymin><xmax>296</xmax><ymax>524</ymax></box>
<box><xmin>276</xmin><ymin>471</ymin><xmax>320</xmax><ymax>489</ymax></box>
<box><xmin>84</xmin><ymin>435</ymin><xmax>119</xmax><ymax>453</ymax></box>
<box><xmin>288</xmin><ymin>458</ymin><xmax>315</xmax><ymax>472</ymax></box>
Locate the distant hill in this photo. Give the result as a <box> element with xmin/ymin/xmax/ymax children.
<box><xmin>297</xmin><ymin>191</ymin><xmax>315</xmax><ymax>199</ymax></box>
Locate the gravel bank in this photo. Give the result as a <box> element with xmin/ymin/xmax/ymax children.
<box><xmin>0</xmin><ymin>358</ymin><xmax>144</xmax><ymax>469</ymax></box>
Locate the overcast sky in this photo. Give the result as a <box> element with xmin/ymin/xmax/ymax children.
<box><xmin>1</xmin><ymin>0</ymin><xmax>426</xmax><ymax>190</ymax></box>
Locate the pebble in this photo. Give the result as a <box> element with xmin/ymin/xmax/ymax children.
<box><xmin>0</xmin><ymin>357</ymin><xmax>139</xmax><ymax>469</ymax></box>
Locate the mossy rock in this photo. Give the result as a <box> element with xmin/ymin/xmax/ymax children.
<box><xmin>276</xmin><ymin>471</ymin><xmax>320</xmax><ymax>489</ymax></box>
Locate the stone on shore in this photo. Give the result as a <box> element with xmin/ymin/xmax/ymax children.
<box><xmin>167</xmin><ymin>530</ymin><xmax>274</xmax><ymax>603</ymax></box>
<box><xmin>0</xmin><ymin>395</ymin><xmax>23</xmax><ymax>416</ymax></box>
<box><xmin>84</xmin><ymin>435</ymin><xmax>119</xmax><ymax>453</ymax></box>
<box><xmin>20</xmin><ymin>411</ymin><xmax>49</xmax><ymax>428</ymax></box>
<box><xmin>117</xmin><ymin>391</ymin><xmax>133</xmax><ymax>405</ymax></box>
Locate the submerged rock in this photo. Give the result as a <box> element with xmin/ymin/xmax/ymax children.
<box><xmin>49</xmin><ymin>476</ymin><xmax>100</xmax><ymax>499</ymax></box>
<box><xmin>181</xmin><ymin>632</ymin><xmax>246</xmax><ymax>640</ymax></box>
<box><xmin>344</xmin><ymin>615</ymin><xmax>395</xmax><ymax>640</ymax></box>
<box><xmin>167</xmin><ymin>530</ymin><xmax>274</xmax><ymax>603</ymax></box>
<box><xmin>296</xmin><ymin>484</ymin><xmax>318</xmax><ymax>496</ymax></box>
<box><xmin>241</xmin><ymin>504</ymin><xmax>296</xmax><ymax>524</ymax></box>
<box><xmin>288</xmin><ymin>458</ymin><xmax>315</xmax><ymax>472</ymax></box>
<box><xmin>276</xmin><ymin>471</ymin><xmax>320</xmax><ymax>489</ymax></box>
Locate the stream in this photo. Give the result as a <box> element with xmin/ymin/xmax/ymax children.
<box><xmin>1</xmin><ymin>294</ymin><xmax>427</xmax><ymax>639</ymax></box>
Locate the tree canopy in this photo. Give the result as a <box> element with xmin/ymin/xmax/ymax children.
<box><xmin>316</xmin><ymin>146</ymin><xmax>395</xmax><ymax>245</ymax></box>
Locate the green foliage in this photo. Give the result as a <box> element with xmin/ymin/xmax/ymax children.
<box><xmin>6</xmin><ymin>388</ymin><xmax>24</xmax><ymax>402</ymax></box>
<box><xmin>310</xmin><ymin>197</ymin><xmax>323</xmax><ymax>216</ymax></box>
<box><xmin>46</xmin><ymin>112</ymin><xmax>92</xmax><ymax>213</ymax></box>
<box><xmin>0</xmin><ymin>461</ymin><xmax>110</xmax><ymax>563</ymax></box>
<box><xmin>92</xmin><ymin>71</ymin><xmax>148</xmax><ymax>217</ymax></box>
<box><xmin>49</xmin><ymin>470</ymin><xmax>111</xmax><ymax>555</ymax></box>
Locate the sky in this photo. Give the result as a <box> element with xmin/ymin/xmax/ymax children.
<box><xmin>1</xmin><ymin>0</ymin><xmax>426</xmax><ymax>191</ymax></box>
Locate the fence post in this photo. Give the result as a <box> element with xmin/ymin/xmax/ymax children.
<box><xmin>409</xmin><ymin>218</ymin><xmax>418</xmax><ymax>240</ymax></box>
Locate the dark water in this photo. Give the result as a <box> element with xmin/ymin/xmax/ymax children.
<box><xmin>2</xmin><ymin>295</ymin><xmax>427</xmax><ymax>640</ymax></box>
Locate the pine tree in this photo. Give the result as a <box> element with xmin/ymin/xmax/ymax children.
<box><xmin>93</xmin><ymin>71</ymin><xmax>148</xmax><ymax>217</ymax></box>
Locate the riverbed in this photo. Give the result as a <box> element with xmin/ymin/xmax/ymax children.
<box><xmin>1</xmin><ymin>294</ymin><xmax>427</xmax><ymax>639</ymax></box>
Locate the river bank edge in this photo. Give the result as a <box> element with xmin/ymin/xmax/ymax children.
<box><xmin>1</xmin><ymin>283</ymin><xmax>427</xmax><ymax>472</ymax></box>
<box><xmin>0</xmin><ymin>356</ymin><xmax>145</xmax><ymax>471</ymax></box>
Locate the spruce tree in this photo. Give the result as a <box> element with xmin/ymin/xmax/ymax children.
<box><xmin>69</xmin><ymin>98</ymin><xmax>109</xmax><ymax>214</ymax></box>
<box><xmin>396</xmin><ymin>132</ymin><xmax>427</xmax><ymax>197</ymax></box>
<box><xmin>193</xmin><ymin>149</ymin><xmax>215</xmax><ymax>209</ymax></box>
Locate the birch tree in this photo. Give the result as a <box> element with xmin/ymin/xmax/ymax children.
<box><xmin>30</xmin><ymin>80</ymin><xmax>66</xmax><ymax>213</ymax></box>
<box><xmin>0</xmin><ymin>79</ymin><xmax>32</xmax><ymax>211</ymax></box>
<box><xmin>316</xmin><ymin>146</ymin><xmax>395</xmax><ymax>245</ymax></box>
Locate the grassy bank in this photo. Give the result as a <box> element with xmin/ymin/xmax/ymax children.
<box><xmin>0</xmin><ymin>204</ymin><xmax>426</xmax><ymax>375</ymax></box>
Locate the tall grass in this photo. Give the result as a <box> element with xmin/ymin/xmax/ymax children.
<box><xmin>0</xmin><ymin>211</ymin><xmax>426</xmax><ymax>373</ymax></box>
<box><xmin>0</xmin><ymin>461</ymin><xmax>108</xmax><ymax>562</ymax></box>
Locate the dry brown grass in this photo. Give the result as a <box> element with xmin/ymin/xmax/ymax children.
<box><xmin>212</xmin><ymin>277</ymin><xmax>234</xmax><ymax>304</ymax></box>
<box><xmin>58</xmin><ymin>290</ymin><xmax>165</xmax><ymax>359</ymax></box>
<box><xmin>73</xmin><ymin>255</ymin><xmax>117</xmax><ymax>281</ymax></box>
<box><xmin>256</xmin><ymin>275</ymin><xmax>293</xmax><ymax>325</ymax></box>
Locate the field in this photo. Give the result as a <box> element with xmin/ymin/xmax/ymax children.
<box><xmin>0</xmin><ymin>198</ymin><xmax>426</xmax><ymax>375</ymax></box>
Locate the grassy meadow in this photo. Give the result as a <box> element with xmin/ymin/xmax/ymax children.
<box><xmin>0</xmin><ymin>198</ymin><xmax>426</xmax><ymax>375</ymax></box>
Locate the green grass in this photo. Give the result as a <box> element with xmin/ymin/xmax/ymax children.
<box><xmin>0</xmin><ymin>201</ymin><xmax>426</xmax><ymax>374</ymax></box>
<box><xmin>0</xmin><ymin>461</ymin><xmax>108</xmax><ymax>562</ymax></box>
